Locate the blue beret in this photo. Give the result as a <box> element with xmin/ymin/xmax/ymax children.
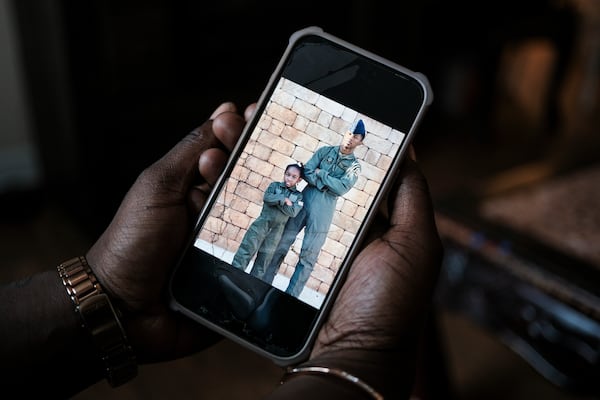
<box><xmin>351</xmin><ymin>119</ymin><xmax>366</xmax><ymax>136</ymax></box>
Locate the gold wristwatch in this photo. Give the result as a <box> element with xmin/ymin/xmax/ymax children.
<box><xmin>58</xmin><ymin>256</ymin><xmax>137</xmax><ymax>387</ymax></box>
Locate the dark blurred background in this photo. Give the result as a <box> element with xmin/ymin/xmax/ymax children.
<box><xmin>1</xmin><ymin>0</ymin><xmax>599</xmax><ymax>399</ymax></box>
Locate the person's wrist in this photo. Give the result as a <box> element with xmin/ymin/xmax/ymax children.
<box><xmin>50</xmin><ymin>269</ymin><xmax>107</xmax><ymax>384</ymax></box>
<box><xmin>57</xmin><ymin>256</ymin><xmax>137</xmax><ymax>387</ymax></box>
<box><xmin>274</xmin><ymin>368</ymin><xmax>371</xmax><ymax>400</ymax></box>
<box><xmin>301</xmin><ymin>347</ymin><xmax>418</xmax><ymax>399</ymax></box>
<box><xmin>1</xmin><ymin>269</ymin><xmax>107</xmax><ymax>395</ymax></box>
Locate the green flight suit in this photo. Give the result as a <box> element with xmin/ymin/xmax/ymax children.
<box><xmin>232</xmin><ymin>181</ymin><xmax>303</xmax><ymax>275</ymax></box>
<box><xmin>263</xmin><ymin>145</ymin><xmax>361</xmax><ymax>296</ymax></box>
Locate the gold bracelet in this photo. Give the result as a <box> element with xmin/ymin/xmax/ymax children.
<box><xmin>281</xmin><ymin>365</ymin><xmax>384</xmax><ymax>400</ymax></box>
<box><xmin>58</xmin><ymin>256</ymin><xmax>137</xmax><ymax>387</ymax></box>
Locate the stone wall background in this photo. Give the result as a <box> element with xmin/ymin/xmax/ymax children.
<box><xmin>199</xmin><ymin>77</ymin><xmax>406</xmax><ymax>295</ymax></box>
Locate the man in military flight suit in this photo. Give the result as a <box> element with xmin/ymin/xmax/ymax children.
<box><xmin>232</xmin><ymin>163</ymin><xmax>304</xmax><ymax>277</ymax></box>
<box><xmin>261</xmin><ymin>119</ymin><xmax>366</xmax><ymax>297</ymax></box>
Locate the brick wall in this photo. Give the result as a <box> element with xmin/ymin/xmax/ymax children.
<box><xmin>199</xmin><ymin>78</ymin><xmax>405</xmax><ymax>295</ymax></box>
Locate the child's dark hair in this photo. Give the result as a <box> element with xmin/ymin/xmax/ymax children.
<box><xmin>285</xmin><ymin>162</ymin><xmax>304</xmax><ymax>179</ymax></box>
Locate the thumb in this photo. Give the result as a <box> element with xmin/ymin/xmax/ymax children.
<box><xmin>385</xmin><ymin>158</ymin><xmax>443</xmax><ymax>299</ymax></box>
<box><xmin>153</xmin><ymin>104</ymin><xmax>246</xmax><ymax>191</ymax></box>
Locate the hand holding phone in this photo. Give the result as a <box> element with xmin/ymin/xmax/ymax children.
<box><xmin>264</xmin><ymin>158</ymin><xmax>444</xmax><ymax>399</ymax></box>
<box><xmin>169</xmin><ymin>26</ymin><xmax>434</xmax><ymax>366</ymax></box>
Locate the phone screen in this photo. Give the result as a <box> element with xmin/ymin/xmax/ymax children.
<box><xmin>169</xmin><ymin>30</ymin><xmax>431</xmax><ymax>363</ymax></box>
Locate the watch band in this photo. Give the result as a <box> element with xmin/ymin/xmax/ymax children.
<box><xmin>58</xmin><ymin>256</ymin><xmax>138</xmax><ymax>387</ymax></box>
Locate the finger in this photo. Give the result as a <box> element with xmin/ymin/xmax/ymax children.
<box><xmin>198</xmin><ymin>148</ymin><xmax>229</xmax><ymax>186</ymax></box>
<box><xmin>388</xmin><ymin>159</ymin><xmax>436</xmax><ymax>234</ymax></box>
<box><xmin>384</xmin><ymin>159</ymin><xmax>443</xmax><ymax>294</ymax></box>
<box><xmin>155</xmin><ymin>110</ymin><xmax>244</xmax><ymax>188</ymax></box>
<box><xmin>244</xmin><ymin>103</ymin><xmax>258</xmax><ymax>122</ymax></box>
<box><xmin>210</xmin><ymin>102</ymin><xmax>238</xmax><ymax>119</ymax></box>
<box><xmin>155</xmin><ymin>120</ymin><xmax>220</xmax><ymax>186</ymax></box>
<box><xmin>408</xmin><ymin>144</ymin><xmax>417</xmax><ymax>162</ymax></box>
<box><xmin>188</xmin><ymin>185</ymin><xmax>209</xmax><ymax>215</ymax></box>
<box><xmin>212</xmin><ymin>110</ymin><xmax>246</xmax><ymax>151</ymax></box>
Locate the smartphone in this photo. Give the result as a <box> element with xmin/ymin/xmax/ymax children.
<box><xmin>168</xmin><ymin>26</ymin><xmax>433</xmax><ymax>366</ymax></box>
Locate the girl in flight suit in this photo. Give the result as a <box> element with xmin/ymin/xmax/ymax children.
<box><xmin>232</xmin><ymin>163</ymin><xmax>304</xmax><ymax>277</ymax></box>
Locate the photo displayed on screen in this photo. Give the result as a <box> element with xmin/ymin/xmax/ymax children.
<box><xmin>194</xmin><ymin>77</ymin><xmax>406</xmax><ymax>309</ymax></box>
